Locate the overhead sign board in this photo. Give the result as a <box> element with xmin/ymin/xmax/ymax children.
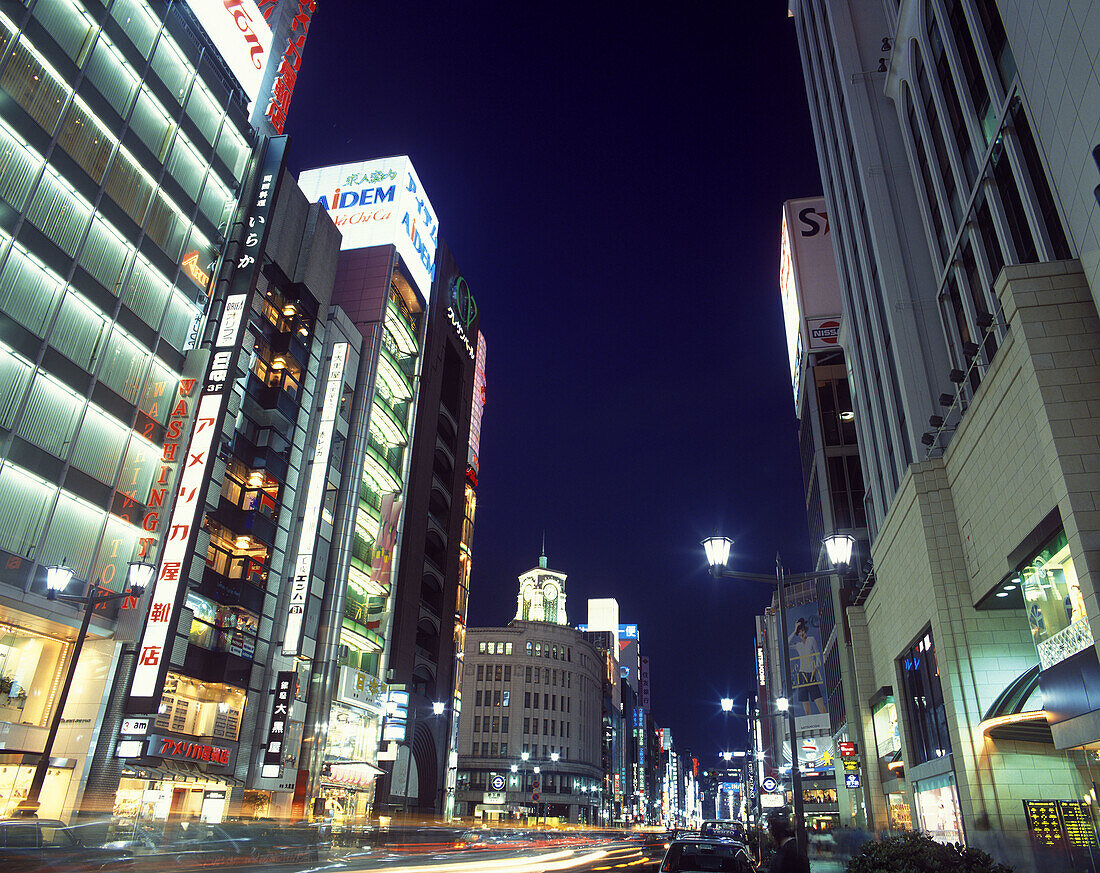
<box><xmin>298</xmin><ymin>156</ymin><xmax>438</xmax><ymax>300</ymax></box>
<box><xmin>761</xmin><ymin>793</ymin><xmax>785</xmax><ymax>808</ymax></box>
<box><xmin>185</xmin><ymin>0</ymin><xmax>273</xmax><ymax>106</ymax></box>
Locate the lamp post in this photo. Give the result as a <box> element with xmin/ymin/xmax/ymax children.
<box><xmin>702</xmin><ymin>534</ymin><xmax>852</xmax><ymax>857</ymax></box>
<box><xmin>549</xmin><ymin>751</ymin><xmax>559</xmax><ymax>825</ymax></box>
<box><xmin>15</xmin><ymin>560</ymin><xmax>154</xmax><ymax>818</ymax></box>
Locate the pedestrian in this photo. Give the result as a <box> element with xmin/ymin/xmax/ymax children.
<box><xmin>767</xmin><ymin>817</ymin><xmax>810</xmax><ymax>873</ymax></box>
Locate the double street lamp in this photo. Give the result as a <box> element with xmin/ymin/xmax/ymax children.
<box><xmin>16</xmin><ymin>560</ymin><xmax>155</xmax><ymax>818</ymax></box>
<box><xmin>701</xmin><ymin>532</ymin><xmax>855</xmax><ymax>857</ymax></box>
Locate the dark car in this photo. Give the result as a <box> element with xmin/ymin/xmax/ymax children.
<box><xmin>660</xmin><ymin>837</ymin><xmax>754</xmax><ymax>873</ymax></box>
<box><xmin>0</xmin><ymin>818</ymin><xmax>131</xmax><ymax>872</ymax></box>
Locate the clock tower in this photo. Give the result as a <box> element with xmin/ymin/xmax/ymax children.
<box><xmin>514</xmin><ymin>544</ymin><xmax>568</xmax><ymax>625</ymax></box>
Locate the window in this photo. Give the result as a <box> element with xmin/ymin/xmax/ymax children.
<box><xmin>502</xmin><ymin>716</ymin><xmax>509</xmax><ymax>731</ymax></box>
<box><xmin>524</xmin><ymin>717</ymin><xmax>530</xmax><ymax>733</ymax></box>
<box><xmin>534</xmin><ymin>668</ymin><xmax>540</xmax><ymax>684</ymax></box>
<box><xmin>493</xmin><ymin>690</ymin><xmax>501</xmax><ymax>706</ymax></box>
<box><xmin>898</xmin><ymin>632</ymin><xmax>951</xmax><ymax>766</ymax></box>
<box><xmin>492</xmin><ymin>716</ymin><xmax>499</xmax><ymax>732</ymax></box>
<box><xmin>502</xmin><ymin>691</ymin><xmax>510</xmax><ymax>707</ymax></box>
<box><xmin>543</xmin><ymin>719</ymin><xmax>548</xmax><ymax>735</ymax></box>
<box><xmin>552</xmin><ymin>695</ymin><xmax>557</xmax><ymax>711</ymax></box>
<box><xmin>543</xmin><ymin>693</ymin><xmax>549</xmax><ymax>709</ymax></box>
<box><xmin>474</xmin><ymin>716</ymin><xmax>480</xmax><ymax>732</ymax></box>
<box><xmin>481</xmin><ymin>742</ymin><xmax>488</xmax><ymax>756</ymax></box>
<box><xmin>477</xmin><ymin>664</ymin><xmax>484</xmax><ymax>680</ymax></box>
<box><xmin>535</xmin><ymin>643</ymin><xmax>541</xmax><ymax>656</ymax></box>
<box><xmin>532</xmin><ymin>719</ymin><xmax>538</xmax><ymax>735</ymax></box>
<box><xmin>526</xmin><ymin>641</ymin><xmax>533</xmax><ymax>655</ymax></box>
<box><xmin>495</xmin><ymin>665</ymin><xmax>502</xmax><ymax>680</ymax></box>
<box><xmin>479</xmin><ymin>642</ymin><xmax>487</xmax><ymax>654</ymax></box>
<box><xmin>500</xmin><ymin>742</ymin><xmax>508</xmax><ymax>755</ymax></box>
<box><xmin>475</xmin><ymin>690</ymin><xmax>482</xmax><ymax>706</ymax></box>
<box><xmin>524</xmin><ymin>691</ymin><xmax>530</xmax><ymax>707</ymax></box>
<box><xmin>1020</xmin><ymin>529</ymin><xmax>1091</xmax><ymax>669</ymax></box>
<box><xmin>506</xmin><ymin>643</ymin><xmax>513</xmax><ymax>654</ymax></box>
<box><xmin>504</xmin><ymin>666</ymin><xmax>511</xmax><ymax>681</ymax></box>
<box><xmin>552</xmin><ymin>645</ymin><xmax>558</xmax><ymax>659</ymax></box>
<box><xmin>533</xmin><ymin>694</ymin><xmax>539</xmax><ymax>710</ymax></box>
<box><xmin>551</xmin><ymin>721</ymin><xmax>556</xmax><ymax>736</ymax></box>
<box><xmin>525</xmin><ymin>666</ymin><xmax>532</xmax><ymax>682</ymax></box>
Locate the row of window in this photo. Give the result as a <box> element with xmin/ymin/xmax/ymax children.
<box><xmin>523</xmin><ymin>692</ymin><xmax>572</xmax><ymax>713</ymax></box>
<box><xmin>478</xmin><ymin>640</ymin><xmax>512</xmax><ymax>654</ymax></box>
<box><xmin>473</xmin><ymin>689</ymin><xmax>510</xmax><ymax>707</ymax></box>
<box><xmin>475</xmin><ymin>662</ymin><xmax>575</xmax><ymax>688</ymax></box>
<box><xmin>469</xmin><ymin>742</ymin><xmax>573</xmax><ymax>760</ymax></box>
<box><xmin>470</xmin><ymin>715</ymin><xmax>573</xmax><ymax>739</ymax></box>
<box><xmin>526</xmin><ymin>640</ymin><xmax>571</xmax><ymax>660</ymax></box>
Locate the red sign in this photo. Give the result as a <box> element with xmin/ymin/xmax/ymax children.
<box><xmin>265</xmin><ymin>0</ymin><xmax>315</xmax><ymax>133</ymax></box>
<box><xmin>838</xmin><ymin>741</ymin><xmax>858</xmax><ymax>757</ymax></box>
<box><xmin>152</xmin><ymin>735</ymin><xmax>230</xmax><ymax>765</ymax></box>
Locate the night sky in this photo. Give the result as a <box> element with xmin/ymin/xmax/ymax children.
<box><xmin>285</xmin><ymin>1</ymin><xmax>822</xmax><ymax>763</ymax></box>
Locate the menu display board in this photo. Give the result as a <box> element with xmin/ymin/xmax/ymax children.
<box><xmin>1058</xmin><ymin>800</ymin><xmax>1099</xmax><ymax>848</ymax></box>
<box><xmin>1023</xmin><ymin>800</ymin><xmax>1063</xmax><ymax>849</ymax></box>
<box><xmin>1024</xmin><ymin>799</ymin><xmax>1100</xmax><ymax>858</ymax></box>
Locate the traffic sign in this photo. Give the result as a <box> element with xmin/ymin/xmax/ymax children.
<box><xmin>532</xmin><ymin>791</ymin><xmax>540</xmax><ymax>802</ymax></box>
<box><xmin>761</xmin><ymin>776</ymin><xmax>779</xmax><ymax>793</ymax></box>
<box><xmin>844</xmin><ymin>773</ymin><xmax>861</xmax><ymax>789</ymax></box>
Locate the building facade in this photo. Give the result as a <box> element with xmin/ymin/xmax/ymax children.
<box><xmin>455</xmin><ymin>556</ymin><xmax>604</xmax><ymax>824</ymax></box>
<box><xmin>0</xmin><ymin>0</ymin><xmax>274</xmax><ymax>819</ymax></box>
<box><xmin>788</xmin><ymin>0</ymin><xmax>1100</xmax><ymax>867</ymax></box>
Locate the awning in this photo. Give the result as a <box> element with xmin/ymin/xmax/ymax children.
<box><xmin>122</xmin><ymin>760</ymin><xmax>244</xmax><ymax>785</ymax></box>
<box><xmin>979</xmin><ymin>664</ymin><xmax>1052</xmax><ymax>743</ymax></box>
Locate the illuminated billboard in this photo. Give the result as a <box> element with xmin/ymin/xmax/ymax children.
<box><xmin>783</xmin><ymin>585</ymin><xmax>831</xmax><ymax>734</ymax></box>
<box><xmin>779</xmin><ymin>196</ymin><xmax>842</xmax><ymax>411</ymax></box>
<box><xmin>298</xmin><ymin>156</ymin><xmax>438</xmax><ymax>300</ymax></box>
<box><xmin>185</xmin><ymin>0</ymin><xmax>273</xmax><ymax>106</ymax></box>
<box><xmin>467</xmin><ymin>331</ymin><xmax>486</xmax><ymax>473</ymax></box>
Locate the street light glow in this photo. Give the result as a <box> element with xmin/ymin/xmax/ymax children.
<box><xmin>702</xmin><ymin>535</ymin><xmax>732</xmax><ymax>570</ymax></box>
<box><xmin>823</xmin><ymin>533</ymin><xmax>855</xmax><ymax>568</ymax></box>
<box><xmin>720</xmin><ymin>697</ymin><xmax>734</xmax><ymax>712</ymax></box>
<box><xmin>776</xmin><ymin>696</ymin><xmax>790</xmax><ymax>712</ymax></box>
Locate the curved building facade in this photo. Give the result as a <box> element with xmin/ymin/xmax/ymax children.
<box><xmin>455</xmin><ymin>556</ymin><xmax>604</xmax><ymax>823</ymax></box>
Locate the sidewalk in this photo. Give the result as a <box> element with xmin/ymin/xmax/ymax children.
<box><xmin>809</xmin><ymin>856</ymin><xmax>846</xmax><ymax>872</ymax></box>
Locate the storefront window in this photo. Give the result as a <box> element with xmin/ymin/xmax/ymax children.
<box><xmin>0</xmin><ymin>622</ymin><xmax>66</xmax><ymax>728</ymax></box>
<box><xmin>914</xmin><ymin>772</ymin><xmax>965</xmax><ymax>845</ymax></box>
<box><xmin>871</xmin><ymin>694</ymin><xmax>903</xmax><ymax>776</ymax></box>
<box><xmin>1019</xmin><ymin>530</ymin><xmax>1093</xmax><ymax>669</ymax></box>
<box><xmin>154</xmin><ymin>673</ymin><xmax>245</xmax><ymax>741</ymax></box>
<box><xmin>887</xmin><ymin>792</ymin><xmax>913</xmax><ymax>831</ymax></box>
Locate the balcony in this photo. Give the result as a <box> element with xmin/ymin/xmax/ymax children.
<box><xmin>208</xmin><ymin>496</ymin><xmax>277</xmax><ymax>547</ymax></box>
<box><xmin>230</xmin><ymin>434</ymin><xmax>289</xmax><ymax>482</ymax></box>
<box><xmin>245</xmin><ymin>373</ymin><xmax>301</xmax><ymax>424</ymax></box>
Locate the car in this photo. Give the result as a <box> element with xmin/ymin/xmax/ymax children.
<box><xmin>698</xmin><ymin>820</ymin><xmax>747</xmax><ymax>843</ymax></box>
<box><xmin>0</xmin><ymin>818</ymin><xmax>132</xmax><ymax>872</ymax></box>
<box><xmin>659</xmin><ymin>836</ymin><xmax>754</xmax><ymax>873</ymax></box>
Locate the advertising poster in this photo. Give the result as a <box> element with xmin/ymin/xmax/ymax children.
<box><xmin>784</xmin><ymin>589</ymin><xmax>830</xmax><ymax>734</ymax></box>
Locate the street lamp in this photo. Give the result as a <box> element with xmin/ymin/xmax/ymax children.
<box><xmin>775</xmin><ymin>696</ymin><xmax>790</xmax><ymax>712</ymax></box>
<box><xmin>720</xmin><ymin>697</ymin><xmax>734</xmax><ymax>712</ymax></box>
<box><xmin>16</xmin><ymin>560</ymin><xmax>154</xmax><ymax>817</ymax></box>
<box><xmin>701</xmin><ymin>534</ymin><xmax>845</xmax><ymax>857</ymax></box>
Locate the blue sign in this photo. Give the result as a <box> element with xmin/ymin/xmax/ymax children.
<box><xmin>761</xmin><ymin>776</ymin><xmax>779</xmax><ymax>793</ymax></box>
<box><xmin>844</xmin><ymin>773</ymin><xmax>861</xmax><ymax>789</ymax></box>
<box><xmin>490</xmin><ymin>774</ymin><xmax>506</xmax><ymax>791</ymax></box>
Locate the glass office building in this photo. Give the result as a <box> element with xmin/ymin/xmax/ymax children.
<box><xmin>0</xmin><ymin>0</ymin><xmax>253</xmax><ymax>818</ymax></box>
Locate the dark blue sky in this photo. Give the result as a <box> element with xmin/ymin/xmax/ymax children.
<box><xmin>286</xmin><ymin>1</ymin><xmax>822</xmax><ymax>762</ymax></box>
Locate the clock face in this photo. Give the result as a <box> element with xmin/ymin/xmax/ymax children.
<box><xmin>543</xmin><ymin>583</ymin><xmax>558</xmax><ymax>600</ymax></box>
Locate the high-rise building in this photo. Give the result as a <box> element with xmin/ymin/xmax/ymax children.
<box><xmin>0</xmin><ymin>0</ymin><xmax>297</xmax><ymax>819</ymax></box>
<box><xmin>789</xmin><ymin>0</ymin><xmax>1100</xmax><ymax>861</ymax></box>
<box><xmin>293</xmin><ymin>155</ymin><xmax>438</xmax><ymax>819</ymax></box>
<box><xmin>775</xmin><ymin>195</ymin><xmax>871</xmax><ymax>828</ymax></box>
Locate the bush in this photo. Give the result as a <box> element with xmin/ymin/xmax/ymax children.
<box><xmin>847</xmin><ymin>832</ymin><xmax>1014</xmax><ymax>873</ymax></box>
